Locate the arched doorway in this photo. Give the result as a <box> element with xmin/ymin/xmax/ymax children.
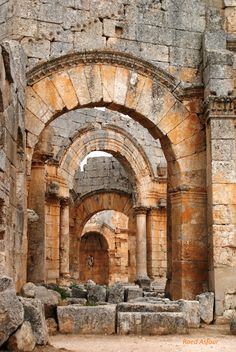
<box><xmin>79</xmin><ymin>232</ymin><xmax>109</xmax><ymax>285</ymax></box>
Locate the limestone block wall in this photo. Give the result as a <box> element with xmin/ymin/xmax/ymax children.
<box><xmin>0</xmin><ymin>40</ymin><xmax>27</xmax><ymax>289</ymax></box>
<box><xmin>0</xmin><ymin>0</ymin><xmax>11</xmax><ymax>40</ymax></box>
<box><xmin>2</xmin><ymin>0</ymin><xmax>212</xmax><ymax>85</ymax></box>
<box><xmin>203</xmin><ymin>1</ymin><xmax>236</xmax><ymax>315</ymax></box>
<box><xmin>74</xmin><ymin>156</ymin><xmax>133</xmax><ymax>198</ymax></box>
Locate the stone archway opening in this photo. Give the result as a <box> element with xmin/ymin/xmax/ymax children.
<box><xmin>79</xmin><ymin>232</ymin><xmax>109</xmax><ymax>285</ymax></box>
<box><xmin>79</xmin><ymin>209</ymin><xmax>130</xmax><ymax>285</ymax></box>
<box><xmin>25</xmin><ymin>51</ymin><xmax>207</xmax><ymax>300</ymax></box>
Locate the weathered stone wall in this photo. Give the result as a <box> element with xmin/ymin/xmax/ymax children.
<box><xmin>0</xmin><ymin>40</ymin><xmax>27</xmax><ymax>289</ymax></box>
<box><xmin>3</xmin><ymin>0</ymin><xmax>208</xmax><ymax>84</ymax></box>
<box><xmin>0</xmin><ymin>0</ymin><xmax>12</xmax><ymax>41</ymax></box>
<box><xmin>74</xmin><ymin>156</ymin><xmax>133</xmax><ymax>198</ymax></box>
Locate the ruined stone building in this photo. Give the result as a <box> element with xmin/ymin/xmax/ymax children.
<box><xmin>0</xmin><ymin>0</ymin><xmax>236</xmax><ymax>319</ymax></box>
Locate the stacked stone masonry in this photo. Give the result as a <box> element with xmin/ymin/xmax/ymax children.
<box><xmin>0</xmin><ymin>0</ymin><xmax>235</xmax><ymax>322</ymax></box>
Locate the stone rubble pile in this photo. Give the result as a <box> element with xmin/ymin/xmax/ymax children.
<box><xmin>0</xmin><ymin>276</ymin><xmax>48</xmax><ymax>352</ymax></box>
<box><xmin>4</xmin><ymin>276</ymin><xmax>236</xmax><ymax>348</ymax></box>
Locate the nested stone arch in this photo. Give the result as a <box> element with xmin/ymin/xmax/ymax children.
<box><xmin>81</xmin><ymin>228</ymin><xmax>112</xmax><ymax>252</ymax></box>
<box><xmin>58</xmin><ymin>127</ymin><xmax>155</xmax><ymax>203</ymax></box>
<box><xmin>25</xmin><ymin>51</ymin><xmax>207</xmax><ymax>299</ymax></box>
<box><xmin>74</xmin><ymin>191</ymin><xmax>134</xmax><ymax>233</ymax></box>
<box><xmin>70</xmin><ymin>190</ymin><xmax>135</xmax><ymax>279</ymax></box>
<box><xmin>25</xmin><ymin>50</ymin><xmax>203</xmax><ymax>180</ymax></box>
<box><xmin>56</xmin><ymin>123</ymin><xmax>157</xmax><ymax>179</ymax></box>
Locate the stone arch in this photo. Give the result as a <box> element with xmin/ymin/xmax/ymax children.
<box><xmin>58</xmin><ymin>124</ymin><xmax>156</xmax><ymax>180</ymax></box>
<box><xmin>70</xmin><ymin>191</ymin><xmax>135</xmax><ymax>280</ymax></box>
<box><xmin>25</xmin><ymin>51</ymin><xmax>207</xmax><ymax>299</ymax></box>
<box><xmin>74</xmin><ymin>191</ymin><xmax>134</xmax><ymax>234</ymax></box>
<box><xmin>25</xmin><ymin>51</ymin><xmax>203</xmax><ymax>180</ymax></box>
<box><xmin>57</xmin><ymin>126</ymin><xmax>156</xmax><ymax>203</ymax></box>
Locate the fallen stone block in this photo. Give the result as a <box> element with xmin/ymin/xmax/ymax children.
<box><xmin>117</xmin><ymin>312</ymin><xmax>189</xmax><ymax>335</ymax></box>
<box><xmin>0</xmin><ymin>276</ymin><xmax>24</xmax><ymax>347</ymax></box>
<box><xmin>21</xmin><ymin>282</ymin><xmax>37</xmax><ymax>298</ymax></box>
<box><xmin>230</xmin><ymin>317</ymin><xmax>236</xmax><ymax>335</ymax></box>
<box><xmin>7</xmin><ymin>321</ymin><xmax>36</xmax><ymax>352</ymax></box>
<box><xmin>19</xmin><ymin>297</ymin><xmax>49</xmax><ymax>345</ymax></box>
<box><xmin>57</xmin><ymin>304</ymin><xmax>116</xmax><ymax>334</ymax></box>
<box><xmin>60</xmin><ymin>297</ymin><xmax>87</xmax><ymax>306</ymax></box>
<box><xmin>46</xmin><ymin>318</ymin><xmax>58</xmax><ymax>336</ymax></box>
<box><xmin>87</xmin><ymin>285</ymin><xmax>107</xmax><ymax>304</ymax></box>
<box><xmin>71</xmin><ymin>287</ymin><xmax>87</xmax><ymax>299</ymax></box>
<box><xmin>117</xmin><ymin>302</ymin><xmax>180</xmax><ymax>313</ymax></box>
<box><xmin>108</xmin><ymin>283</ymin><xmax>125</xmax><ymax>303</ymax></box>
<box><xmin>124</xmin><ymin>286</ymin><xmax>143</xmax><ymax>302</ymax></box>
<box><xmin>196</xmin><ymin>292</ymin><xmax>214</xmax><ymax>324</ymax></box>
<box><xmin>178</xmin><ymin>300</ymin><xmax>200</xmax><ymax>328</ymax></box>
<box><xmin>34</xmin><ymin>286</ymin><xmax>61</xmax><ymax>319</ymax></box>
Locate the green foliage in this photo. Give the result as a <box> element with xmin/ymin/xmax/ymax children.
<box><xmin>52</xmin><ymin>285</ymin><xmax>70</xmax><ymax>300</ymax></box>
<box><xmin>86</xmin><ymin>301</ymin><xmax>97</xmax><ymax>306</ymax></box>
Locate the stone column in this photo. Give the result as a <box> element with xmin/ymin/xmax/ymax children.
<box><xmin>134</xmin><ymin>206</ymin><xmax>150</xmax><ymax>288</ymax></box>
<box><xmin>147</xmin><ymin>205</ymin><xmax>167</xmax><ymax>280</ymax></box>
<box><xmin>60</xmin><ymin>197</ymin><xmax>70</xmax><ymax>279</ymax></box>
<box><xmin>45</xmin><ymin>194</ymin><xmax>60</xmax><ymax>282</ymax></box>
<box><xmin>205</xmin><ymin>96</ymin><xmax>236</xmax><ymax>316</ymax></box>
<box><xmin>166</xmin><ymin>188</ymin><xmax>208</xmax><ymax>300</ymax></box>
<box><xmin>27</xmin><ymin>162</ymin><xmax>46</xmax><ymax>282</ymax></box>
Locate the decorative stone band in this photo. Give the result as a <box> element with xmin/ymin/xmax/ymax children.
<box><xmin>204</xmin><ymin>95</ymin><xmax>236</xmax><ymax>120</ymax></box>
<box><xmin>26</xmin><ymin>50</ymin><xmax>179</xmax><ymax>92</ymax></box>
<box><xmin>227</xmin><ymin>39</ymin><xmax>236</xmax><ymax>53</ymax></box>
<box><xmin>45</xmin><ymin>189</ymin><xmax>71</xmax><ymax>204</ymax></box>
<box><xmin>60</xmin><ymin>197</ymin><xmax>70</xmax><ymax>207</ymax></box>
<box><xmin>133</xmin><ymin>206</ymin><xmax>150</xmax><ymax>215</ymax></box>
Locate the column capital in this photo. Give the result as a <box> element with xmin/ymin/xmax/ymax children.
<box><xmin>204</xmin><ymin>95</ymin><xmax>236</xmax><ymax>122</ymax></box>
<box><xmin>134</xmin><ymin>206</ymin><xmax>149</xmax><ymax>215</ymax></box>
<box><xmin>60</xmin><ymin>197</ymin><xmax>70</xmax><ymax>207</ymax></box>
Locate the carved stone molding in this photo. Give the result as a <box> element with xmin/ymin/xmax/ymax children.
<box><xmin>227</xmin><ymin>40</ymin><xmax>236</xmax><ymax>52</ymax></box>
<box><xmin>60</xmin><ymin>197</ymin><xmax>70</xmax><ymax>207</ymax></box>
<box><xmin>204</xmin><ymin>96</ymin><xmax>236</xmax><ymax>121</ymax></box>
<box><xmin>26</xmin><ymin>50</ymin><xmax>180</xmax><ymax>93</ymax></box>
<box><xmin>133</xmin><ymin>206</ymin><xmax>149</xmax><ymax>215</ymax></box>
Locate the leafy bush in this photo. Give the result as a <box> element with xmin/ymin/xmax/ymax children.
<box><xmin>52</xmin><ymin>285</ymin><xmax>70</xmax><ymax>300</ymax></box>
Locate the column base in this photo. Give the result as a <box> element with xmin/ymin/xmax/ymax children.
<box><xmin>135</xmin><ymin>276</ymin><xmax>151</xmax><ymax>290</ymax></box>
<box><xmin>57</xmin><ymin>273</ymin><xmax>71</xmax><ymax>286</ymax></box>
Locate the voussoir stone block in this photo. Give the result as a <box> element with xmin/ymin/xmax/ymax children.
<box><xmin>57</xmin><ymin>305</ymin><xmax>116</xmax><ymax>334</ymax></box>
